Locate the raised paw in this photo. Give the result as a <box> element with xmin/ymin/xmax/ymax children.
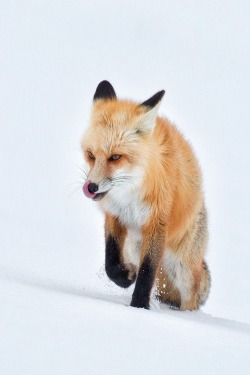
<box><xmin>106</xmin><ymin>262</ymin><xmax>136</xmax><ymax>288</ymax></box>
<box><xmin>126</xmin><ymin>263</ymin><xmax>137</xmax><ymax>281</ymax></box>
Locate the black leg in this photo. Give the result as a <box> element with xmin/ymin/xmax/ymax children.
<box><xmin>130</xmin><ymin>255</ymin><xmax>155</xmax><ymax>309</ymax></box>
<box><xmin>105</xmin><ymin>235</ymin><xmax>136</xmax><ymax>288</ymax></box>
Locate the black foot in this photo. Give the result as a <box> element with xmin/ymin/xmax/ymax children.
<box><xmin>106</xmin><ymin>263</ymin><xmax>136</xmax><ymax>288</ymax></box>
<box><xmin>130</xmin><ymin>295</ymin><xmax>150</xmax><ymax>309</ymax></box>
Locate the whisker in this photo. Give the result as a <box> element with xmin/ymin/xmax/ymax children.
<box><xmin>76</xmin><ymin>165</ymin><xmax>87</xmax><ymax>175</ymax></box>
<box><xmin>110</xmin><ymin>176</ymin><xmax>137</xmax><ymax>186</ymax></box>
<box><xmin>75</xmin><ymin>165</ymin><xmax>88</xmax><ymax>179</ymax></box>
<box><xmin>68</xmin><ymin>185</ymin><xmax>83</xmax><ymax>198</ymax></box>
<box><xmin>110</xmin><ymin>177</ymin><xmax>133</xmax><ymax>182</ymax></box>
<box><xmin>69</xmin><ymin>181</ymin><xmax>85</xmax><ymax>186</ymax></box>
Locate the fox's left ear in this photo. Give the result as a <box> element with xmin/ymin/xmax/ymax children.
<box><xmin>137</xmin><ymin>90</ymin><xmax>165</xmax><ymax>133</ymax></box>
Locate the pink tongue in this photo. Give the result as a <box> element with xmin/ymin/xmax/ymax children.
<box><xmin>83</xmin><ymin>180</ymin><xmax>97</xmax><ymax>199</ymax></box>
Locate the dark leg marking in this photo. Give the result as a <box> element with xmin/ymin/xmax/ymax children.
<box><xmin>130</xmin><ymin>255</ymin><xmax>155</xmax><ymax>309</ymax></box>
<box><xmin>105</xmin><ymin>235</ymin><xmax>136</xmax><ymax>288</ymax></box>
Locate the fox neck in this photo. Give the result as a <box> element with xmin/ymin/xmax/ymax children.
<box><xmin>99</xmin><ymin>163</ymin><xmax>149</xmax><ymax>229</ymax></box>
<box><xmin>99</xmin><ymin>128</ymin><xmax>167</xmax><ymax>229</ymax></box>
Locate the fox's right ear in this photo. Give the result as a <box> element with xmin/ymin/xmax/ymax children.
<box><xmin>93</xmin><ymin>80</ymin><xmax>117</xmax><ymax>101</ymax></box>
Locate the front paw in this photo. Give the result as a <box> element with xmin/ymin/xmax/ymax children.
<box><xmin>130</xmin><ymin>294</ymin><xmax>150</xmax><ymax>309</ymax></box>
<box><xmin>106</xmin><ymin>263</ymin><xmax>136</xmax><ymax>288</ymax></box>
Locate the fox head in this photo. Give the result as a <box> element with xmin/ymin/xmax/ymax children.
<box><xmin>81</xmin><ymin>80</ymin><xmax>165</xmax><ymax>202</ymax></box>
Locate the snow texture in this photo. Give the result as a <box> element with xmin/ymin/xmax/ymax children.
<box><xmin>1</xmin><ymin>1</ymin><xmax>250</xmax><ymax>374</ymax></box>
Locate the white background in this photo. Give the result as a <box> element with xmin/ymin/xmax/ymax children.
<box><xmin>1</xmin><ymin>1</ymin><xmax>250</xmax><ymax>374</ymax></box>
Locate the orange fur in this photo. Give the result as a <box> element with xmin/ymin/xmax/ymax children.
<box><xmin>82</xmin><ymin>87</ymin><xmax>210</xmax><ymax>311</ymax></box>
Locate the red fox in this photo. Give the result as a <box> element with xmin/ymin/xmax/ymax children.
<box><xmin>82</xmin><ymin>80</ymin><xmax>210</xmax><ymax>310</ymax></box>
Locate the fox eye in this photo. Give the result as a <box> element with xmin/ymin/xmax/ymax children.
<box><xmin>88</xmin><ymin>151</ymin><xmax>95</xmax><ymax>160</ymax></box>
<box><xmin>109</xmin><ymin>154</ymin><xmax>121</xmax><ymax>161</ymax></box>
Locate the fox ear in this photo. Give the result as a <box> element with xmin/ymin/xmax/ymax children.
<box><xmin>137</xmin><ymin>90</ymin><xmax>165</xmax><ymax>133</ymax></box>
<box><xmin>140</xmin><ymin>90</ymin><xmax>165</xmax><ymax>109</ymax></box>
<box><xmin>93</xmin><ymin>80</ymin><xmax>117</xmax><ymax>101</ymax></box>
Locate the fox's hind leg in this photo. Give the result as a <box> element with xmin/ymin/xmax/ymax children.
<box><xmin>105</xmin><ymin>214</ymin><xmax>136</xmax><ymax>288</ymax></box>
<box><xmin>161</xmin><ymin>204</ymin><xmax>210</xmax><ymax>310</ymax></box>
<box><xmin>162</xmin><ymin>251</ymin><xmax>210</xmax><ymax>310</ymax></box>
<box><xmin>156</xmin><ymin>267</ymin><xmax>181</xmax><ymax>308</ymax></box>
<box><xmin>179</xmin><ymin>260</ymin><xmax>211</xmax><ymax>311</ymax></box>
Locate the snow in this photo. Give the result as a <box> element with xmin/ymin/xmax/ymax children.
<box><xmin>1</xmin><ymin>1</ymin><xmax>250</xmax><ymax>374</ymax></box>
<box><xmin>1</xmin><ymin>278</ymin><xmax>250</xmax><ymax>375</ymax></box>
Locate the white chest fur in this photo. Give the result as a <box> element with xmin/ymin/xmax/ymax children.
<box><xmin>102</xmin><ymin>188</ymin><xmax>150</xmax><ymax>228</ymax></box>
<box><xmin>100</xmin><ymin>166</ymin><xmax>151</xmax><ymax>228</ymax></box>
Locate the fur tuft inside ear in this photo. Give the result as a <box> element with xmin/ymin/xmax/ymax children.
<box><xmin>137</xmin><ymin>90</ymin><xmax>165</xmax><ymax>133</ymax></box>
<box><xmin>93</xmin><ymin>80</ymin><xmax>117</xmax><ymax>101</ymax></box>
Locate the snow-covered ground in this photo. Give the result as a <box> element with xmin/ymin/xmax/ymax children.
<box><xmin>1</xmin><ymin>1</ymin><xmax>250</xmax><ymax>374</ymax></box>
<box><xmin>1</xmin><ymin>278</ymin><xmax>250</xmax><ymax>375</ymax></box>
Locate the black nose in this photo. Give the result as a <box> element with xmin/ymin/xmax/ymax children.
<box><xmin>88</xmin><ymin>182</ymin><xmax>98</xmax><ymax>194</ymax></box>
